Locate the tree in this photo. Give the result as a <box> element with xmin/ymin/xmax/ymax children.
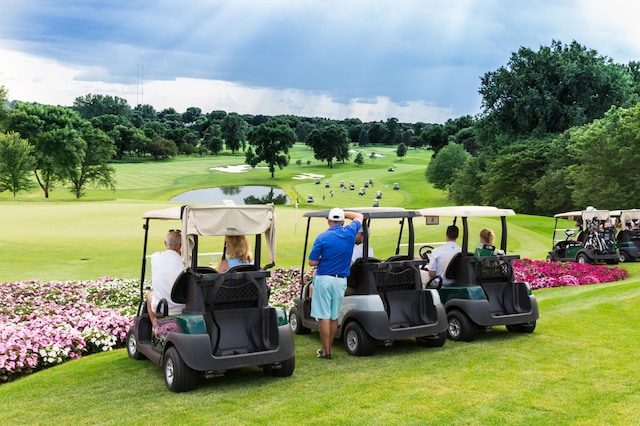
<box><xmin>148</xmin><ymin>138</ymin><xmax>178</xmax><ymax>160</ymax></box>
<box><xmin>384</xmin><ymin>118</ymin><xmax>400</xmax><ymax>145</ymax></box>
<box><xmin>420</xmin><ymin>124</ymin><xmax>448</xmax><ymax>154</ymax></box>
<box><xmin>425</xmin><ymin>142</ymin><xmax>470</xmax><ymax>190</ymax></box>
<box><xmin>480</xmin><ymin>139</ymin><xmax>553</xmax><ymax>213</ymax></box>
<box><xmin>4</xmin><ymin>103</ymin><xmax>89</xmax><ymax>198</ymax></box>
<box><xmin>479</xmin><ymin>40</ymin><xmax>637</xmax><ymax>138</ymax></box>
<box><xmin>73</xmin><ymin>94</ymin><xmax>132</xmax><ymax>121</ymax></box>
<box><xmin>367</xmin><ymin>122</ymin><xmax>386</xmax><ymax>145</ymax></box>
<box><xmin>203</xmin><ymin>124</ymin><xmax>224</xmax><ymax>155</ymax></box>
<box><xmin>396</xmin><ymin>142</ymin><xmax>407</xmax><ymax>160</ymax></box>
<box><xmin>0</xmin><ymin>85</ymin><xmax>8</xmax><ymax>130</ymax></box>
<box><xmin>68</xmin><ymin>125</ymin><xmax>116</xmax><ymax>198</ymax></box>
<box><xmin>307</xmin><ymin>124</ymin><xmax>350</xmax><ymax>168</ymax></box>
<box><xmin>246</xmin><ymin>120</ymin><xmax>296</xmax><ymax>178</ymax></box>
<box><xmin>221</xmin><ymin>113</ymin><xmax>247</xmax><ymax>154</ymax></box>
<box><xmin>354</xmin><ymin>152</ymin><xmax>365</xmax><ymax>166</ymax></box>
<box><xmin>568</xmin><ymin>104</ymin><xmax>640</xmax><ymax>209</ymax></box>
<box><xmin>0</xmin><ymin>132</ymin><xmax>35</xmax><ymax>197</ymax></box>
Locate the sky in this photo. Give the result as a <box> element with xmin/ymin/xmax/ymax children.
<box><xmin>1</xmin><ymin>0</ymin><xmax>640</xmax><ymax>123</ymax></box>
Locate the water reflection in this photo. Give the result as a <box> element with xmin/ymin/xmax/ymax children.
<box><xmin>170</xmin><ymin>186</ymin><xmax>290</xmax><ymax>205</ymax></box>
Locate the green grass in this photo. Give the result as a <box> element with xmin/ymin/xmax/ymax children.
<box><xmin>1</xmin><ymin>278</ymin><xmax>639</xmax><ymax>425</ymax></box>
<box><xmin>2</xmin><ymin>146</ymin><xmax>639</xmax><ymax>424</ymax></box>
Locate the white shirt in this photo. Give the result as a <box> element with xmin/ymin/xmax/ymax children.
<box><xmin>427</xmin><ymin>242</ymin><xmax>461</xmax><ymax>286</ymax></box>
<box><xmin>151</xmin><ymin>249</ymin><xmax>185</xmax><ymax>314</ymax></box>
<box><xmin>351</xmin><ymin>243</ymin><xmax>374</xmax><ymax>263</ymax></box>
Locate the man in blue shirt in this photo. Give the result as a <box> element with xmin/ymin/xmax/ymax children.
<box><xmin>309</xmin><ymin>208</ymin><xmax>363</xmax><ymax>359</ymax></box>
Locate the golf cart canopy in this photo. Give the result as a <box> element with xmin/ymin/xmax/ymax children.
<box><xmin>142</xmin><ymin>204</ymin><xmax>276</xmax><ymax>267</ymax></box>
<box><xmin>302</xmin><ymin>206</ymin><xmax>419</xmax><ymax>219</ymax></box>
<box><xmin>416</xmin><ymin>206</ymin><xmax>516</xmax><ymax>218</ymax></box>
<box><xmin>554</xmin><ymin>210</ymin><xmax>611</xmax><ymax>231</ymax></box>
<box><xmin>610</xmin><ymin>209</ymin><xmax>640</xmax><ymax>230</ymax></box>
<box><xmin>415</xmin><ymin>206</ymin><xmax>516</xmax><ymax>253</ymax></box>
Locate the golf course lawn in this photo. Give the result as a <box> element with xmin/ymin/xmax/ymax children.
<box><xmin>1</xmin><ymin>145</ymin><xmax>639</xmax><ymax>425</ymax></box>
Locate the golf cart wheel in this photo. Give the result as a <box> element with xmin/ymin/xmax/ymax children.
<box><xmin>619</xmin><ymin>251</ymin><xmax>629</xmax><ymax>263</ymax></box>
<box><xmin>126</xmin><ymin>328</ymin><xmax>145</xmax><ymax>360</ymax></box>
<box><xmin>344</xmin><ymin>322</ymin><xmax>377</xmax><ymax>356</ymax></box>
<box><xmin>506</xmin><ymin>321</ymin><xmax>536</xmax><ymax>334</ymax></box>
<box><xmin>576</xmin><ymin>253</ymin><xmax>590</xmax><ymax>264</ymax></box>
<box><xmin>289</xmin><ymin>306</ymin><xmax>311</xmax><ymax>335</ymax></box>
<box><xmin>546</xmin><ymin>254</ymin><xmax>553</xmax><ymax>262</ymax></box>
<box><xmin>447</xmin><ymin>310</ymin><xmax>477</xmax><ymax>342</ymax></box>
<box><xmin>164</xmin><ymin>347</ymin><xmax>198</xmax><ymax>393</ymax></box>
<box><xmin>263</xmin><ymin>356</ymin><xmax>295</xmax><ymax>377</ymax></box>
<box><xmin>416</xmin><ymin>332</ymin><xmax>446</xmax><ymax>348</ymax></box>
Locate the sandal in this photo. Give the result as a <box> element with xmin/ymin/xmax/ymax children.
<box><xmin>316</xmin><ymin>348</ymin><xmax>331</xmax><ymax>360</ymax></box>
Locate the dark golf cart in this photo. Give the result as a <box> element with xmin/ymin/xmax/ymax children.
<box><xmin>547</xmin><ymin>210</ymin><xmax>619</xmax><ymax>264</ymax></box>
<box><xmin>126</xmin><ymin>204</ymin><xmax>295</xmax><ymax>392</ymax></box>
<box><xmin>288</xmin><ymin>207</ymin><xmax>448</xmax><ymax>356</ymax></box>
<box><xmin>416</xmin><ymin>206</ymin><xmax>539</xmax><ymax>342</ymax></box>
<box><xmin>610</xmin><ymin>209</ymin><xmax>640</xmax><ymax>262</ymax></box>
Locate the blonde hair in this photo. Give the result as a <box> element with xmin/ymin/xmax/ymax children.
<box><xmin>225</xmin><ymin>235</ymin><xmax>254</xmax><ymax>262</ymax></box>
<box><xmin>479</xmin><ymin>228</ymin><xmax>495</xmax><ymax>245</ymax></box>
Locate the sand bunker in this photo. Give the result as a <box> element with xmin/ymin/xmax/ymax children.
<box><xmin>292</xmin><ymin>173</ymin><xmax>325</xmax><ymax>180</ymax></box>
<box><xmin>210</xmin><ymin>165</ymin><xmax>267</xmax><ymax>173</ymax></box>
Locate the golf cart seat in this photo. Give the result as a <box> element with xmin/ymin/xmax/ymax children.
<box><xmin>617</xmin><ymin>230</ymin><xmax>631</xmax><ymax>243</ymax></box>
<box><xmin>444</xmin><ymin>252</ymin><xmax>475</xmax><ymax>284</ymax></box>
<box><xmin>347</xmin><ymin>257</ymin><xmax>380</xmax><ymax>295</ymax></box>
<box><xmin>474</xmin><ymin>244</ymin><xmax>495</xmax><ymax>257</ymax></box>
<box><xmin>199</xmin><ymin>270</ymin><xmax>277</xmax><ymax>356</ymax></box>
<box><xmin>371</xmin><ymin>259</ymin><xmax>434</xmax><ymax>327</ymax></box>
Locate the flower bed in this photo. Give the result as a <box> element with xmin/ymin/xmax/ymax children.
<box><xmin>513</xmin><ymin>258</ymin><xmax>628</xmax><ymax>290</ymax></box>
<box><xmin>0</xmin><ymin>262</ymin><xmax>626</xmax><ymax>383</ymax></box>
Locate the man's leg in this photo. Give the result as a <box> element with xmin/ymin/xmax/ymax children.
<box><xmin>318</xmin><ymin>319</ymin><xmax>332</xmax><ymax>356</ymax></box>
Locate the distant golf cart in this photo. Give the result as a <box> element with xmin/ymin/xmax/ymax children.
<box><xmin>289</xmin><ymin>207</ymin><xmax>448</xmax><ymax>356</ymax></box>
<box><xmin>416</xmin><ymin>206</ymin><xmax>539</xmax><ymax>342</ymax></box>
<box><xmin>547</xmin><ymin>210</ymin><xmax>619</xmax><ymax>264</ymax></box>
<box><xmin>610</xmin><ymin>209</ymin><xmax>640</xmax><ymax>262</ymax></box>
<box><xmin>126</xmin><ymin>205</ymin><xmax>295</xmax><ymax>392</ymax></box>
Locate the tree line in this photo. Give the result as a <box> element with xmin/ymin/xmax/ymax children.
<box><xmin>0</xmin><ymin>87</ymin><xmax>441</xmax><ymax>197</ymax></box>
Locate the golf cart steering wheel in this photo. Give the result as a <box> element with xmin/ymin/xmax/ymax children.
<box><xmin>424</xmin><ymin>275</ymin><xmax>442</xmax><ymax>289</ymax></box>
<box><xmin>419</xmin><ymin>245</ymin><xmax>434</xmax><ymax>261</ymax></box>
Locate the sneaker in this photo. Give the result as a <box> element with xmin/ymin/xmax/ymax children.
<box><xmin>316</xmin><ymin>349</ymin><xmax>331</xmax><ymax>360</ymax></box>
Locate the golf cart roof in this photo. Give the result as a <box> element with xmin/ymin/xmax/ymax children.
<box><xmin>610</xmin><ymin>209</ymin><xmax>640</xmax><ymax>220</ymax></box>
<box><xmin>303</xmin><ymin>207</ymin><xmax>419</xmax><ymax>219</ymax></box>
<box><xmin>416</xmin><ymin>206</ymin><xmax>515</xmax><ymax>218</ymax></box>
<box><xmin>610</xmin><ymin>209</ymin><xmax>640</xmax><ymax>230</ymax></box>
<box><xmin>142</xmin><ymin>206</ymin><xmax>182</xmax><ymax>220</ymax></box>
<box><xmin>142</xmin><ymin>204</ymin><xmax>276</xmax><ymax>266</ymax></box>
<box><xmin>415</xmin><ymin>206</ymin><xmax>515</xmax><ymax>253</ymax></box>
<box><xmin>554</xmin><ymin>210</ymin><xmax>610</xmax><ymax>221</ymax></box>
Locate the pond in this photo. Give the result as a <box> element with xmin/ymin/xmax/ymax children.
<box><xmin>169</xmin><ymin>186</ymin><xmax>290</xmax><ymax>205</ymax></box>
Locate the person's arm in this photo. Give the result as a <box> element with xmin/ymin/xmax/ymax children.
<box><xmin>344</xmin><ymin>211</ymin><xmax>364</xmax><ymax>226</ymax></box>
<box><xmin>309</xmin><ymin>259</ymin><xmax>319</xmax><ymax>267</ymax></box>
<box><xmin>218</xmin><ymin>258</ymin><xmax>229</xmax><ymax>272</ymax></box>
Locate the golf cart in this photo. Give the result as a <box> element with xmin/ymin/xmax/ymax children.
<box><xmin>609</xmin><ymin>209</ymin><xmax>640</xmax><ymax>262</ymax></box>
<box><xmin>416</xmin><ymin>206</ymin><xmax>539</xmax><ymax>342</ymax></box>
<box><xmin>126</xmin><ymin>204</ymin><xmax>295</xmax><ymax>392</ymax></box>
<box><xmin>289</xmin><ymin>207</ymin><xmax>448</xmax><ymax>356</ymax></box>
<box><xmin>547</xmin><ymin>210</ymin><xmax>619</xmax><ymax>264</ymax></box>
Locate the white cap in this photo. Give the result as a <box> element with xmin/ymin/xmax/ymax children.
<box><xmin>328</xmin><ymin>208</ymin><xmax>345</xmax><ymax>222</ymax></box>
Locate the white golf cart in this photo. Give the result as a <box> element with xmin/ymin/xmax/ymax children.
<box><xmin>547</xmin><ymin>209</ymin><xmax>619</xmax><ymax>264</ymax></box>
<box><xmin>415</xmin><ymin>206</ymin><xmax>539</xmax><ymax>342</ymax></box>
<box><xmin>126</xmin><ymin>204</ymin><xmax>295</xmax><ymax>392</ymax></box>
